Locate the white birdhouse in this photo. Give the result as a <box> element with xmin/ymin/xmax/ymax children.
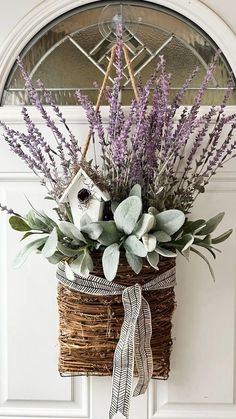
<box><xmin>59</xmin><ymin>168</ymin><xmax>110</xmax><ymax>228</ymax></box>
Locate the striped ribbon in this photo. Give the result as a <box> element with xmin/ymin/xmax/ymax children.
<box><xmin>57</xmin><ymin>263</ymin><xmax>176</xmax><ymax>419</ymax></box>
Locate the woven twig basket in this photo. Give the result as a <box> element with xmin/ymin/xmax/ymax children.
<box><xmin>57</xmin><ymin>255</ymin><xmax>176</xmax><ymax>379</ymax></box>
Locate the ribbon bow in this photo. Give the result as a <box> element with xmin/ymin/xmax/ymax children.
<box><xmin>57</xmin><ymin>263</ymin><xmax>176</xmax><ymax>419</ymax></box>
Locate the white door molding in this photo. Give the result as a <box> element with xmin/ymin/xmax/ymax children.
<box><xmin>0</xmin><ymin>0</ymin><xmax>236</xmax><ymax>99</ymax></box>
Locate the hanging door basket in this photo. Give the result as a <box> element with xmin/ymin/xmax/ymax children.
<box><xmin>57</xmin><ymin>255</ymin><xmax>176</xmax><ymax>378</ymax></box>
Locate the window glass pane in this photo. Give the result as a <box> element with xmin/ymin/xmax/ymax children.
<box><xmin>2</xmin><ymin>1</ymin><xmax>235</xmax><ymax>106</ymax></box>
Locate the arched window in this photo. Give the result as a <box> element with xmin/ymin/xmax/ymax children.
<box><xmin>2</xmin><ymin>0</ymin><xmax>235</xmax><ymax>106</ymax></box>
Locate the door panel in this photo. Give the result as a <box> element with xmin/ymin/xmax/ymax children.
<box><xmin>0</xmin><ymin>109</ymin><xmax>236</xmax><ymax>419</ymax></box>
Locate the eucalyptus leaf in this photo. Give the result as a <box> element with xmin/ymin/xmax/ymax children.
<box><xmin>212</xmin><ymin>229</ymin><xmax>233</xmax><ymax>244</ymax></box>
<box><xmin>200</xmin><ymin>212</ymin><xmax>225</xmax><ymax>235</ymax></box>
<box><xmin>156</xmin><ymin>209</ymin><xmax>185</xmax><ymax>235</ymax></box>
<box><xmin>102</xmin><ymin>243</ymin><xmax>120</xmax><ymax>281</ymax></box>
<box><xmin>114</xmin><ymin>196</ymin><xmax>142</xmax><ymax>235</ymax></box>
<box><xmin>153</xmin><ymin>230</ymin><xmax>171</xmax><ymax>243</ymax></box>
<box><xmin>9</xmin><ymin>216</ymin><xmax>31</xmax><ymax>232</ymax></box>
<box><xmin>133</xmin><ymin>214</ymin><xmax>155</xmax><ymax>239</ymax></box>
<box><xmin>147</xmin><ymin>251</ymin><xmax>159</xmax><ymax>270</ymax></box>
<box><xmin>129</xmin><ymin>184</ymin><xmax>141</xmax><ymax>198</ymax></box>
<box><xmin>124</xmin><ymin>235</ymin><xmax>147</xmax><ymax>257</ymax></box>
<box><xmin>126</xmin><ymin>251</ymin><xmax>143</xmax><ymax>274</ymax></box>
<box><xmin>148</xmin><ymin>207</ymin><xmax>158</xmax><ymax>216</ymax></box>
<box><xmin>142</xmin><ymin>234</ymin><xmax>157</xmax><ymax>252</ymax></box>
<box><xmin>155</xmin><ymin>245</ymin><xmax>177</xmax><ymax>258</ymax></box>
<box><xmin>13</xmin><ymin>238</ymin><xmax>47</xmax><ymax>268</ymax></box>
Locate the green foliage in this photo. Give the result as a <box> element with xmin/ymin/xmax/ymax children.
<box><xmin>114</xmin><ymin>195</ymin><xmax>142</xmax><ymax>235</ymax></box>
<box><xmin>8</xmin><ymin>184</ymin><xmax>232</xmax><ymax>282</ymax></box>
<box><xmin>102</xmin><ymin>243</ymin><xmax>120</xmax><ymax>281</ymax></box>
<box><xmin>9</xmin><ymin>216</ymin><xmax>30</xmax><ymax>232</ymax></box>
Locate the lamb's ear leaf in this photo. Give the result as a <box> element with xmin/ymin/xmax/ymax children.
<box><xmin>155</xmin><ymin>245</ymin><xmax>177</xmax><ymax>258</ymax></box>
<box><xmin>42</xmin><ymin>227</ymin><xmax>58</xmax><ymax>258</ymax></box>
<box><xmin>13</xmin><ymin>238</ymin><xmax>47</xmax><ymax>269</ymax></box>
<box><xmin>129</xmin><ymin>184</ymin><xmax>142</xmax><ymax>198</ymax></box>
<box><xmin>125</xmin><ymin>251</ymin><xmax>143</xmax><ymax>274</ymax></box>
<box><xmin>114</xmin><ymin>196</ymin><xmax>142</xmax><ymax>235</ymax></box>
<box><xmin>155</xmin><ymin>209</ymin><xmax>185</xmax><ymax>235</ymax></box>
<box><xmin>142</xmin><ymin>234</ymin><xmax>156</xmax><ymax>252</ymax></box>
<box><xmin>9</xmin><ymin>216</ymin><xmax>31</xmax><ymax>232</ymax></box>
<box><xmin>81</xmin><ymin>223</ymin><xmax>103</xmax><ymax>240</ymax></box>
<box><xmin>191</xmin><ymin>247</ymin><xmax>215</xmax><ymax>281</ymax></box>
<box><xmin>96</xmin><ymin>221</ymin><xmax>122</xmax><ymax>245</ymax></box>
<box><xmin>124</xmin><ymin>235</ymin><xmax>147</xmax><ymax>257</ymax></box>
<box><xmin>199</xmin><ymin>212</ymin><xmax>225</xmax><ymax>235</ymax></box>
<box><xmin>70</xmin><ymin>250</ymin><xmax>93</xmax><ymax>278</ymax></box>
<box><xmin>147</xmin><ymin>251</ymin><xmax>159</xmax><ymax>270</ymax></box>
<box><xmin>57</xmin><ymin>243</ymin><xmax>81</xmax><ymax>257</ymax></box>
<box><xmin>102</xmin><ymin>244</ymin><xmax>120</xmax><ymax>281</ymax></box>
<box><xmin>65</xmin><ymin>261</ymin><xmax>75</xmax><ymax>281</ymax></box>
<box><xmin>153</xmin><ymin>230</ymin><xmax>171</xmax><ymax>242</ymax></box>
<box><xmin>80</xmin><ymin>214</ymin><xmax>92</xmax><ymax>228</ymax></box>
<box><xmin>133</xmin><ymin>214</ymin><xmax>155</xmax><ymax>238</ymax></box>
<box><xmin>59</xmin><ymin>221</ymin><xmax>87</xmax><ymax>243</ymax></box>
<box><xmin>111</xmin><ymin>201</ymin><xmax>119</xmax><ymax>214</ymax></box>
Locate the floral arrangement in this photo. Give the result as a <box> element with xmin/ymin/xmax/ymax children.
<box><xmin>1</xmin><ymin>30</ymin><xmax>236</xmax><ymax>419</ymax></box>
<box><xmin>1</xmin><ymin>37</ymin><xmax>234</xmax><ymax>281</ymax></box>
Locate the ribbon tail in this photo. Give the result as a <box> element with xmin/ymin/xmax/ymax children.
<box><xmin>133</xmin><ymin>296</ymin><xmax>153</xmax><ymax>397</ymax></box>
<box><xmin>109</xmin><ymin>284</ymin><xmax>142</xmax><ymax>419</ymax></box>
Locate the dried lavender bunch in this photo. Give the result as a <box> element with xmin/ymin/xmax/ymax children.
<box><xmin>76</xmin><ymin>38</ymin><xmax>236</xmax><ymax>213</ymax></box>
<box><xmin>0</xmin><ymin>59</ymin><xmax>82</xmax><ymax>200</ymax></box>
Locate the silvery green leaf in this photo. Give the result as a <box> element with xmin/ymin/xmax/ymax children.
<box><xmin>13</xmin><ymin>238</ymin><xmax>47</xmax><ymax>268</ymax></box>
<box><xmin>42</xmin><ymin>227</ymin><xmax>58</xmax><ymax>258</ymax></box>
<box><xmin>183</xmin><ymin>219</ymin><xmax>206</xmax><ymax>234</ymax></box>
<box><xmin>70</xmin><ymin>250</ymin><xmax>93</xmax><ymax>278</ymax></box>
<box><xmin>147</xmin><ymin>251</ymin><xmax>159</xmax><ymax>270</ymax></box>
<box><xmin>191</xmin><ymin>247</ymin><xmax>215</xmax><ymax>281</ymax></box>
<box><xmin>102</xmin><ymin>243</ymin><xmax>120</xmax><ymax>281</ymax></box>
<box><xmin>96</xmin><ymin>221</ymin><xmax>122</xmax><ymax>245</ymax></box>
<box><xmin>133</xmin><ymin>214</ymin><xmax>155</xmax><ymax>238</ymax></box>
<box><xmin>126</xmin><ymin>251</ymin><xmax>143</xmax><ymax>274</ymax></box>
<box><xmin>65</xmin><ymin>261</ymin><xmax>75</xmax><ymax>281</ymax></box>
<box><xmin>81</xmin><ymin>223</ymin><xmax>103</xmax><ymax>240</ymax></box>
<box><xmin>57</xmin><ymin>243</ymin><xmax>81</xmax><ymax>257</ymax></box>
<box><xmin>124</xmin><ymin>235</ymin><xmax>147</xmax><ymax>257</ymax></box>
<box><xmin>212</xmin><ymin>229</ymin><xmax>233</xmax><ymax>244</ymax></box>
<box><xmin>114</xmin><ymin>196</ymin><xmax>142</xmax><ymax>235</ymax></box>
<box><xmin>148</xmin><ymin>207</ymin><xmax>158</xmax><ymax>216</ymax></box>
<box><xmin>111</xmin><ymin>201</ymin><xmax>119</xmax><ymax>214</ymax></box>
<box><xmin>155</xmin><ymin>245</ymin><xmax>177</xmax><ymax>258</ymax></box>
<box><xmin>9</xmin><ymin>216</ymin><xmax>31</xmax><ymax>232</ymax></box>
<box><xmin>26</xmin><ymin>210</ymin><xmax>47</xmax><ymax>231</ymax></box>
<box><xmin>199</xmin><ymin>212</ymin><xmax>225</xmax><ymax>235</ymax></box>
<box><xmin>129</xmin><ymin>184</ymin><xmax>141</xmax><ymax>198</ymax></box>
<box><xmin>59</xmin><ymin>221</ymin><xmax>87</xmax><ymax>243</ymax></box>
<box><xmin>153</xmin><ymin>230</ymin><xmax>171</xmax><ymax>242</ymax></box>
<box><xmin>155</xmin><ymin>209</ymin><xmax>185</xmax><ymax>235</ymax></box>
<box><xmin>182</xmin><ymin>234</ymin><xmax>194</xmax><ymax>252</ymax></box>
<box><xmin>80</xmin><ymin>214</ymin><xmax>92</xmax><ymax>228</ymax></box>
<box><xmin>47</xmin><ymin>252</ymin><xmax>63</xmax><ymax>264</ymax></box>
<box><xmin>142</xmin><ymin>234</ymin><xmax>157</xmax><ymax>252</ymax></box>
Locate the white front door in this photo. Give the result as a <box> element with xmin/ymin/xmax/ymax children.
<box><xmin>0</xmin><ymin>107</ymin><xmax>236</xmax><ymax>419</ymax></box>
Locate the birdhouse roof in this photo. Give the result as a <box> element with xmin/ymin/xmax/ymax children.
<box><xmin>59</xmin><ymin>167</ymin><xmax>110</xmax><ymax>203</ymax></box>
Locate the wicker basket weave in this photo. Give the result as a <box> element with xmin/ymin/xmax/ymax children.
<box><xmin>57</xmin><ymin>255</ymin><xmax>176</xmax><ymax>379</ymax></box>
